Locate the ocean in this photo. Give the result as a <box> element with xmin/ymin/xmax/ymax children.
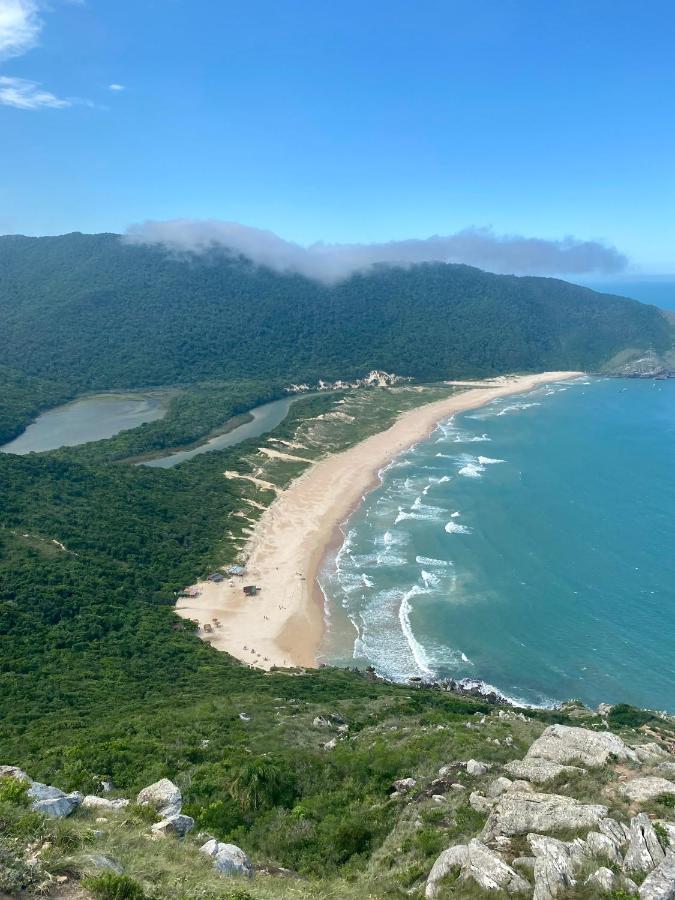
<box><xmin>318</xmin><ymin>377</ymin><xmax>675</xmax><ymax>712</ymax></box>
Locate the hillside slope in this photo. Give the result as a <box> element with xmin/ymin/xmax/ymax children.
<box><xmin>0</xmin><ymin>233</ymin><xmax>671</xmax><ymax>395</ymax></box>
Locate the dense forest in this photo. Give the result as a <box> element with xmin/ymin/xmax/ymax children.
<box><xmin>0</xmin><ymin>232</ymin><xmax>672</xmax><ymax>440</ymax></box>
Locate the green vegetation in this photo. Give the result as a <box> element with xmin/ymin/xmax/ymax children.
<box><xmin>607</xmin><ymin>704</ymin><xmax>656</xmax><ymax>729</ymax></box>
<box><xmin>1</xmin><ymin>232</ymin><xmax>672</xmax><ymax>438</ymax></box>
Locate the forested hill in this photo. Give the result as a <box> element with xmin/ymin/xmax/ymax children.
<box><xmin>0</xmin><ymin>232</ymin><xmax>671</xmax><ymax>395</ymax></box>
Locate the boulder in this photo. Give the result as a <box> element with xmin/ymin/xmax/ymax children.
<box><xmin>151</xmin><ymin>814</ymin><xmax>195</xmax><ymax>837</ymax></box>
<box><xmin>470</xmin><ymin>792</ymin><xmax>495</xmax><ymax>814</ymax></box>
<box><xmin>624</xmin><ymin>813</ymin><xmax>667</xmax><ymax>874</ymax></box>
<box><xmin>504</xmin><ymin>759</ymin><xmax>584</xmax><ymax>784</ymax></box>
<box><xmin>136</xmin><ymin>778</ymin><xmax>182</xmax><ymax>818</ymax></box>
<box><xmin>635</xmin><ymin>744</ymin><xmax>671</xmax><ymax>764</ymax></box>
<box><xmin>481</xmin><ymin>790</ymin><xmax>607</xmax><ymax>840</ymax></box>
<box><xmin>622</xmin><ymin>777</ymin><xmax>675</xmax><ymax>804</ymax></box>
<box><xmin>312</xmin><ymin>716</ymin><xmax>331</xmax><ymax>728</ymax></box>
<box><xmin>27</xmin><ymin>782</ymin><xmax>66</xmax><ymax>802</ymax></box>
<box><xmin>596</xmin><ymin>703</ymin><xmax>614</xmax><ymax>717</ymax></box>
<box><xmin>585</xmin><ymin>867</ymin><xmax>616</xmax><ymax>891</ymax></box>
<box><xmin>200</xmin><ymin>839</ymin><xmax>253</xmax><ymax>877</ymax></box>
<box><xmin>466</xmin><ymin>759</ymin><xmax>489</xmax><ymax>776</ymax></box>
<box><xmin>527</xmin><ymin>834</ymin><xmax>587</xmax><ymax>900</ymax></box>
<box><xmin>392</xmin><ymin>778</ymin><xmax>417</xmax><ymax>794</ymax></box>
<box><xmin>82</xmin><ymin>795</ymin><xmax>129</xmax><ymax>811</ymax></box>
<box><xmin>33</xmin><ymin>792</ymin><xmax>82</xmax><ymax>818</ymax></box>
<box><xmin>524</xmin><ymin>724</ymin><xmax>638</xmax><ymax>767</ymax></box>
<box><xmin>0</xmin><ymin>765</ymin><xmax>30</xmax><ymax>782</ymax></box>
<box><xmin>599</xmin><ymin>816</ymin><xmax>631</xmax><ymax>849</ymax></box>
<box><xmin>639</xmin><ymin>851</ymin><xmax>675</xmax><ymax>900</ymax></box>
<box><xmin>462</xmin><ymin>839</ymin><xmax>530</xmax><ymax>893</ymax></box>
<box><xmin>81</xmin><ymin>853</ymin><xmax>124</xmax><ymax>874</ymax></box>
<box><xmin>586</xmin><ymin>830</ymin><xmax>623</xmax><ymax>864</ymax></box>
<box><xmin>487</xmin><ymin>777</ymin><xmax>513</xmax><ymax>798</ymax></box>
<box><xmin>425</xmin><ymin>845</ymin><xmax>468</xmax><ymax>898</ymax></box>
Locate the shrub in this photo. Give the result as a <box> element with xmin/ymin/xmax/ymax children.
<box><xmin>0</xmin><ymin>776</ymin><xmax>29</xmax><ymax>805</ymax></box>
<box><xmin>607</xmin><ymin>705</ymin><xmax>655</xmax><ymax>729</ymax></box>
<box><xmin>83</xmin><ymin>872</ymin><xmax>147</xmax><ymax>900</ymax></box>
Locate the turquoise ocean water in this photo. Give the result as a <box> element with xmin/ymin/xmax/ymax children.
<box><xmin>318</xmin><ymin>378</ymin><xmax>675</xmax><ymax>711</ymax></box>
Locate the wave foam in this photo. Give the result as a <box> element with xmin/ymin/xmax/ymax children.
<box><xmin>445</xmin><ymin>521</ymin><xmax>471</xmax><ymax>534</ymax></box>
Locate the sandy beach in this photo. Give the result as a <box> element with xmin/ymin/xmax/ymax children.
<box><xmin>175</xmin><ymin>372</ymin><xmax>582</xmax><ymax>669</ymax></box>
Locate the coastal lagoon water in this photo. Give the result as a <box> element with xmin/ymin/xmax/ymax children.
<box><xmin>0</xmin><ymin>392</ymin><xmax>169</xmax><ymax>454</ymax></box>
<box><xmin>319</xmin><ymin>378</ymin><xmax>675</xmax><ymax>712</ymax></box>
<box><xmin>142</xmin><ymin>394</ymin><xmax>312</xmax><ymax>468</ymax></box>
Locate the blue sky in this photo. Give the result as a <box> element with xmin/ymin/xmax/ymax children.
<box><xmin>1</xmin><ymin>0</ymin><xmax>674</xmax><ymax>274</ymax></box>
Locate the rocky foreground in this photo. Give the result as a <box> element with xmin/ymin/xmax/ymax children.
<box><xmin>3</xmin><ymin>712</ymin><xmax>675</xmax><ymax>899</ymax></box>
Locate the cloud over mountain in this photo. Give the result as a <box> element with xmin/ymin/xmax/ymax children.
<box><xmin>125</xmin><ymin>219</ymin><xmax>628</xmax><ymax>284</ymax></box>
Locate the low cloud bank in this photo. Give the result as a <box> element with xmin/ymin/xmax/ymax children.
<box><xmin>125</xmin><ymin>219</ymin><xmax>628</xmax><ymax>284</ymax></box>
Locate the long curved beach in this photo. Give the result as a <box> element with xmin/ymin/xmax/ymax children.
<box><xmin>175</xmin><ymin>371</ymin><xmax>582</xmax><ymax>669</ymax></box>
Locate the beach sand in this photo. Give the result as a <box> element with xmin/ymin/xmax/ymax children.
<box><xmin>175</xmin><ymin>372</ymin><xmax>582</xmax><ymax>669</ymax></box>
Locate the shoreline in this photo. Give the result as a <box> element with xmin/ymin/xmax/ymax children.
<box><xmin>175</xmin><ymin>371</ymin><xmax>583</xmax><ymax>669</ymax></box>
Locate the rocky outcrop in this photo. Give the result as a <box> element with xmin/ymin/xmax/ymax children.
<box><xmin>27</xmin><ymin>782</ymin><xmax>83</xmax><ymax>818</ymax></box>
<box><xmin>585</xmin><ymin>830</ymin><xmax>623</xmax><ymax>864</ymax></box>
<box><xmin>425</xmin><ymin>841</ymin><xmax>528</xmax><ymax>897</ymax></box>
<box><xmin>527</xmin><ymin>834</ymin><xmax>587</xmax><ymax>900</ymax></box>
<box><xmin>136</xmin><ymin>778</ymin><xmax>182</xmax><ymax>818</ymax></box>
<box><xmin>599</xmin><ymin>816</ymin><xmax>631</xmax><ymax>849</ymax></box>
<box><xmin>463</xmin><ymin>839</ymin><xmax>530</xmax><ymax>893</ymax></box>
<box><xmin>391</xmin><ymin>778</ymin><xmax>416</xmax><ymax>795</ymax></box>
<box><xmin>469</xmin><ymin>792</ymin><xmax>495</xmax><ymax>814</ymax></box>
<box><xmin>425</xmin><ymin>845</ymin><xmax>469</xmax><ymax>898</ymax></box>
<box><xmin>585</xmin><ymin>867</ymin><xmax>616</xmax><ymax>891</ymax></box>
<box><xmin>622</xmin><ymin>777</ymin><xmax>675</xmax><ymax>803</ymax></box>
<box><xmin>524</xmin><ymin>724</ymin><xmax>638</xmax><ymax>767</ymax></box>
<box><xmin>200</xmin><ymin>839</ymin><xmax>253</xmax><ymax>877</ymax></box>
<box><xmin>82</xmin><ymin>795</ymin><xmax>129</xmax><ymax>811</ymax></box>
<box><xmin>640</xmin><ymin>851</ymin><xmax>675</xmax><ymax>900</ymax></box>
<box><xmin>0</xmin><ymin>765</ymin><xmax>30</xmax><ymax>782</ymax></box>
<box><xmin>466</xmin><ymin>760</ymin><xmax>489</xmax><ymax>776</ymax></box>
<box><xmin>504</xmin><ymin>759</ymin><xmax>583</xmax><ymax>784</ymax></box>
<box><xmin>481</xmin><ymin>790</ymin><xmax>607</xmax><ymax>840</ymax></box>
<box><xmin>624</xmin><ymin>813</ymin><xmax>667</xmax><ymax>874</ymax></box>
<box><xmin>487</xmin><ymin>776</ymin><xmax>513</xmax><ymax>798</ymax></box>
<box><xmin>151</xmin><ymin>814</ymin><xmax>195</xmax><ymax>837</ymax></box>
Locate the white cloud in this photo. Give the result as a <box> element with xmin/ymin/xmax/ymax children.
<box><xmin>0</xmin><ymin>0</ymin><xmax>41</xmax><ymax>61</ymax></box>
<box><xmin>0</xmin><ymin>0</ymin><xmax>90</xmax><ymax>110</ymax></box>
<box><xmin>0</xmin><ymin>74</ymin><xmax>70</xmax><ymax>108</ymax></box>
<box><xmin>125</xmin><ymin>219</ymin><xmax>629</xmax><ymax>284</ymax></box>
<box><xmin>108</xmin><ymin>83</ymin><xmax>124</xmax><ymax>91</ymax></box>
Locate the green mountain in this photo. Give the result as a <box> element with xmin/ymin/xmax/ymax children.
<box><xmin>1</xmin><ymin>232</ymin><xmax>670</xmax><ymax>395</ymax></box>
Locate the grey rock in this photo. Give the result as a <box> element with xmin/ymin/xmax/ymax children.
<box><xmin>655</xmin><ymin>822</ymin><xmax>675</xmax><ymax>849</ymax></box>
<box><xmin>487</xmin><ymin>777</ymin><xmax>513</xmax><ymax>798</ymax></box>
<box><xmin>599</xmin><ymin>816</ymin><xmax>631</xmax><ymax>849</ymax></box>
<box><xmin>425</xmin><ymin>845</ymin><xmax>468</xmax><ymax>898</ymax></box>
<box><xmin>635</xmin><ymin>744</ymin><xmax>670</xmax><ymax>764</ymax></box>
<box><xmin>622</xmin><ymin>777</ymin><xmax>675</xmax><ymax>803</ymax></box>
<box><xmin>658</xmin><ymin>764</ymin><xmax>675</xmax><ymax>779</ymax></box>
<box><xmin>470</xmin><ymin>792</ymin><xmax>495</xmax><ymax>814</ymax></box>
<box><xmin>27</xmin><ymin>782</ymin><xmax>65</xmax><ymax>801</ymax></box>
<box><xmin>33</xmin><ymin>792</ymin><xmax>82</xmax><ymax>818</ymax></box>
<box><xmin>481</xmin><ymin>790</ymin><xmax>607</xmax><ymax>840</ymax></box>
<box><xmin>466</xmin><ymin>759</ymin><xmax>489</xmax><ymax>776</ymax></box>
<box><xmin>312</xmin><ymin>716</ymin><xmax>331</xmax><ymax>728</ymax></box>
<box><xmin>639</xmin><ymin>851</ymin><xmax>675</xmax><ymax>900</ymax></box>
<box><xmin>527</xmin><ymin>834</ymin><xmax>587</xmax><ymax>900</ymax></box>
<box><xmin>151</xmin><ymin>814</ymin><xmax>195</xmax><ymax>837</ymax></box>
<box><xmin>509</xmin><ymin>779</ymin><xmax>534</xmax><ymax>793</ymax></box>
<box><xmin>82</xmin><ymin>795</ymin><xmax>130</xmax><ymax>811</ymax></box>
<box><xmin>586</xmin><ymin>830</ymin><xmax>623</xmax><ymax>864</ymax></box>
<box><xmin>392</xmin><ymin>778</ymin><xmax>417</xmax><ymax>793</ymax></box>
<box><xmin>82</xmin><ymin>853</ymin><xmax>124</xmax><ymax>874</ymax></box>
<box><xmin>505</xmin><ymin>759</ymin><xmax>584</xmax><ymax>783</ymax></box>
<box><xmin>462</xmin><ymin>839</ymin><xmax>530</xmax><ymax>893</ymax></box>
<box><xmin>624</xmin><ymin>876</ymin><xmax>641</xmax><ymax>893</ymax></box>
<box><xmin>585</xmin><ymin>867</ymin><xmax>616</xmax><ymax>891</ymax></box>
<box><xmin>0</xmin><ymin>765</ymin><xmax>31</xmax><ymax>782</ymax></box>
<box><xmin>525</xmin><ymin>724</ymin><xmax>638</xmax><ymax>767</ymax></box>
<box><xmin>596</xmin><ymin>703</ymin><xmax>614</xmax><ymax>717</ymax></box>
<box><xmin>136</xmin><ymin>778</ymin><xmax>182</xmax><ymax>818</ymax></box>
<box><xmin>323</xmin><ymin>737</ymin><xmax>338</xmax><ymax>751</ymax></box>
<box><xmin>200</xmin><ymin>839</ymin><xmax>253</xmax><ymax>877</ymax></box>
<box><xmin>624</xmin><ymin>813</ymin><xmax>667</xmax><ymax>874</ymax></box>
